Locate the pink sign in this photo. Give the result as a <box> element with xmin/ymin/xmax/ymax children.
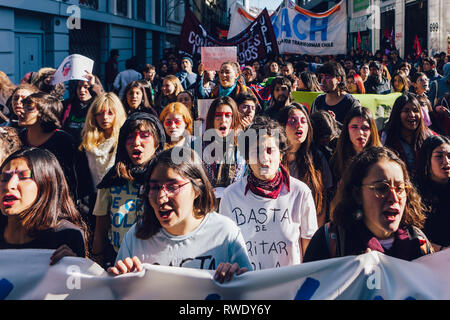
<box><xmin>201</xmin><ymin>47</ymin><xmax>237</xmax><ymax>71</ymax></box>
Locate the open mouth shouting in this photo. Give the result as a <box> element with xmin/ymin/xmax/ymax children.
<box><xmin>217</xmin><ymin>125</ymin><xmax>229</xmax><ymax>137</ymax></box>
<box><xmin>2</xmin><ymin>194</ymin><xmax>19</xmax><ymax>208</ymax></box>
<box><xmin>130</xmin><ymin>149</ymin><xmax>143</xmax><ymax>160</ymax></box>
<box><xmin>382</xmin><ymin>207</ymin><xmax>401</xmax><ymax>223</ymax></box>
<box><xmin>158</xmin><ymin>207</ymin><xmax>174</xmax><ymax>220</ymax></box>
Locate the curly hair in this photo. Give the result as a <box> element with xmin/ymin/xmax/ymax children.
<box><xmin>22</xmin><ymin>92</ymin><xmax>64</xmax><ymax>133</ymax></box>
<box><xmin>32</xmin><ymin>68</ymin><xmax>66</xmax><ymax>100</ymax></box>
<box><xmin>0</xmin><ymin>126</ymin><xmax>22</xmax><ymax>165</ymax></box>
<box><xmin>331</xmin><ymin>146</ymin><xmax>427</xmax><ymax>230</ymax></box>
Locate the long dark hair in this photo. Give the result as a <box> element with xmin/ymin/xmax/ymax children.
<box><xmin>416</xmin><ymin>135</ymin><xmax>450</xmax><ymax>202</ymax></box>
<box><xmin>330</xmin><ymin>106</ymin><xmax>381</xmax><ymax>181</ymax></box>
<box><xmin>384</xmin><ymin>92</ymin><xmax>428</xmax><ymax>154</ymax></box>
<box><xmin>205</xmin><ymin>96</ymin><xmax>242</xmax><ymax>134</ymax></box>
<box><xmin>0</xmin><ymin>148</ymin><xmax>88</xmax><ymax>251</ymax></box>
<box><xmin>135</xmin><ymin>147</ymin><xmax>216</xmax><ymax>239</ymax></box>
<box><xmin>279</xmin><ymin>103</ymin><xmax>324</xmax><ymax>215</ymax></box>
<box><xmin>299</xmin><ymin>71</ymin><xmax>322</xmax><ymax>92</ymax></box>
<box><xmin>331</xmin><ymin>146</ymin><xmax>426</xmax><ymax>229</ymax></box>
<box><xmin>122</xmin><ymin>80</ymin><xmax>153</xmax><ymax>114</ymax></box>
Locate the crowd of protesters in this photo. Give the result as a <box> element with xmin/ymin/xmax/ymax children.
<box><xmin>0</xmin><ymin>46</ymin><xmax>449</xmax><ymax>285</ymax></box>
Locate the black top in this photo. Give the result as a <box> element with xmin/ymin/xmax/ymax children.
<box><xmin>20</xmin><ymin>129</ymin><xmax>78</xmax><ymax>199</ymax></box>
<box><xmin>420</xmin><ymin>181</ymin><xmax>450</xmax><ymax>247</ymax></box>
<box><xmin>364</xmin><ymin>76</ymin><xmax>392</xmax><ymax>94</ymax></box>
<box><xmin>311</xmin><ymin>93</ymin><xmax>361</xmax><ymax>124</ymax></box>
<box><xmin>303</xmin><ymin>221</ymin><xmax>431</xmax><ymax>263</ymax></box>
<box><xmin>0</xmin><ymin>220</ymin><xmax>86</xmax><ymax>258</ymax></box>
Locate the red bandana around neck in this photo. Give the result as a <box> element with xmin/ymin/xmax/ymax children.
<box><xmin>245</xmin><ymin>165</ymin><xmax>290</xmax><ymax>199</ymax></box>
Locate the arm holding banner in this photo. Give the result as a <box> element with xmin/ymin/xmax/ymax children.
<box><xmin>108</xmin><ymin>256</ymin><xmax>248</xmax><ymax>283</ymax></box>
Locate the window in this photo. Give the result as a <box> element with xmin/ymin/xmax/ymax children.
<box><xmin>137</xmin><ymin>0</ymin><xmax>146</xmax><ymax>21</ymax></box>
<box><xmin>155</xmin><ymin>0</ymin><xmax>161</xmax><ymax>25</ymax></box>
<box><xmin>117</xmin><ymin>0</ymin><xmax>128</xmax><ymax>16</ymax></box>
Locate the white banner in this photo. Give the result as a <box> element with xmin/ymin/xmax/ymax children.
<box><xmin>228</xmin><ymin>4</ymin><xmax>257</xmax><ymax>39</ymax></box>
<box><xmin>271</xmin><ymin>0</ymin><xmax>347</xmax><ymax>55</ymax></box>
<box><xmin>2</xmin><ymin>249</ymin><xmax>450</xmax><ymax>300</ymax></box>
<box><xmin>228</xmin><ymin>0</ymin><xmax>347</xmax><ymax>55</ymax></box>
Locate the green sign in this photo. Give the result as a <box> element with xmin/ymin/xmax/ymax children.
<box><xmin>292</xmin><ymin>91</ymin><xmax>402</xmax><ymax>130</ymax></box>
<box><xmin>353</xmin><ymin>0</ymin><xmax>370</xmax><ymax>13</ymax></box>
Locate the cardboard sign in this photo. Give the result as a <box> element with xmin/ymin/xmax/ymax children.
<box><xmin>52</xmin><ymin>54</ymin><xmax>94</xmax><ymax>85</ymax></box>
<box><xmin>201</xmin><ymin>47</ymin><xmax>237</xmax><ymax>71</ymax></box>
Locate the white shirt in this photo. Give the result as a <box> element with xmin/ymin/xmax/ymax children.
<box><xmin>219</xmin><ymin>176</ymin><xmax>318</xmax><ymax>270</ymax></box>
<box><xmin>116</xmin><ymin>212</ymin><xmax>252</xmax><ymax>271</ymax></box>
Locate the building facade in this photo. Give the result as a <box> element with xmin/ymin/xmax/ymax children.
<box><xmin>347</xmin><ymin>0</ymin><xmax>449</xmax><ymax>58</ymax></box>
<box><xmin>0</xmin><ymin>0</ymin><xmax>184</xmax><ymax>84</ymax></box>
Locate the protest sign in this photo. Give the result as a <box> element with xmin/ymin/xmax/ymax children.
<box><xmin>201</xmin><ymin>47</ymin><xmax>237</xmax><ymax>71</ymax></box>
<box><xmin>228</xmin><ymin>3</ymin><xmax>263</xmax><ymax>39</ymax></box>
<box><xmin>292</xmin><ymin>91</ymin><xmax>401</xmax><ymax>130</ymax></box>
<box><xmin>2</xmin><ymin>249</ymin><xmax>450</xmax><ymax>300</ymax></box>
<box><xmin>52</xmin><ymin>54</ymin><xmax>94</xmax><ymax>85</ymax></box>
<box><xmin>271</xmin><ymin>0</ymin><xmax>347</xmax><ymax>55</ymax></box>
<box><xmin>178</xmin><ymin>9</ymin><xmax>279</xmax><ymax>66</ymax></box>
<box><xmin>228</xmin><ymin>0</ymin><xmax>347</xmax><ymax>55</ymax></box>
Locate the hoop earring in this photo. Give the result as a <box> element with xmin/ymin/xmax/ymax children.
<box><xmin>353</xmin><ymin>208</ymin><xmax>363</xmax><ymax>221</ymax></box>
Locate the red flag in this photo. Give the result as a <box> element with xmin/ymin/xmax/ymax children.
<box><xmin>413</xmin><ymin>35</ymin><xmax>421</xmax><ymax>56</ymax></box>
<box><xmin>357</xmin><ymin>31</ymin><xmax>361</xmax><ymax>51</ymax></box>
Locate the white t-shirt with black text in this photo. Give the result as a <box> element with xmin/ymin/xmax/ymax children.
<box><xmin>219</xmin><ymin>176</ymin><xmax>318</xmax><ymax>270</ymax></box>
<box><xmin>116</xmin><ymin>212</ymin><xmax>252</xmax><ymax>271</ymax></box>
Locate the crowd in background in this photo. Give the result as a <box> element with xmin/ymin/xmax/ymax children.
<box><xmin>0</xmin><ymin>46</ymin><xmax>448</xmax><ymax>281</ymax></box>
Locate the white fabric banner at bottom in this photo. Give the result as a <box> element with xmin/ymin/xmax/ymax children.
<box><xmin>1</xmin><ymin>249</ymin><xmax>450</xmax><ymax>300</ymax></box>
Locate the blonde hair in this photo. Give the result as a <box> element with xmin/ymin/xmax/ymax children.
<box><xmin>79</xmin><ymin>92</ymin><xmax>127</xmax><ymax>152</ymax></box>
<box><xmin>162</xmin><ymin>75</ymin><xmax>184</xmax><ymax>97</ymax></box>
